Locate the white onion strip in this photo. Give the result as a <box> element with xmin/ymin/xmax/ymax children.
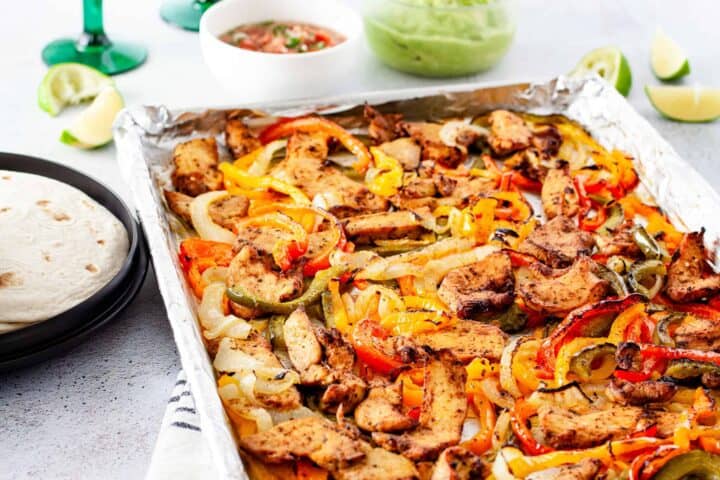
<box><xmin>247</xmin><ymin>139</ymin><xmax>287</xmax><ymax>177</ymax></box>
<box><xmin>190</xmin><ymin>191</ymin><xmax>236</xmax><ymax>243</ymax></box>
<box><xmin>499</xmin><ymin>336</ymin><xmax>529</xmax><ymax>399</ymax></box>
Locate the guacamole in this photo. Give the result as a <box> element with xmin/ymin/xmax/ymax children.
<box><xmin>364</xmin><ymin>0</ymin><xmax>515</xmax><ymax>77</ymax></box>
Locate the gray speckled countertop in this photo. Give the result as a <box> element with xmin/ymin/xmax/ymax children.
<box><xmin>0</xmin><ymin>0</ymin><xmax>718</xmax><ymax>479</ymax></box>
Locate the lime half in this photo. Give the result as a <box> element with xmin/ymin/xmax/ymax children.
<box><xmin>570</xmin><ymin>46</ymin><xmax>633</xmax><ymax>96</ymax></box>
<box><xmin>651</xmin><ymin>29</ymin><xmax>690</xmax><ymax>81</ymax></box>
<box><xmin>60</xmin><ymin>86</ymin><xmax>125</xmax><ymax>149</ymax></box>
<box><xmin>38</xmin><ymin>63</ymin><xmax>113</xmax><ymax>117</ymax></box>
<box><xmin>645</xmin><ymin>85</ymin><xmax>720</xmax><ymax>123</ymax></box>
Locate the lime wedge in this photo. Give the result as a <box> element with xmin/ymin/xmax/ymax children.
<box><xmin>38</xmin><ymin>63</ymin><xmax>113</xmax><ymax>117</ymax></box>
<box><xmin>570</xmin><ymin>46</ymin><xmax>632</xmax><ymax>96</ymax></box>
<box><xmin>651</xmin><ymin>29</ymin><xmax>690</xmax><ymax>81</ymax></box>
<box><xmin>645</xmin><ymin>85</ymin><xmax>720</xmax><ymax>123</ymax></box>
<box><xmin>60</xmin><ymin>86</ymin><xmax>125</xmax><ymax>149</ymax></box>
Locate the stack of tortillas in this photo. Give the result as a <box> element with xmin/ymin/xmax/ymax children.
<box><xmin>0</xmin><ymin>170</ymin><xmax>129</xmax><ymax>333</ymax></box>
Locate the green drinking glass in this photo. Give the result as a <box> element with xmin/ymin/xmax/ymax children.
<box><xmin>42</xmin><ymin>0</ymin><xmax>147</xmax><ymax>75</ymax></box>
<box><xmin>160</xmin><ymin>0</ymin><xmax>220</xmax><ymax>32</ymax></box>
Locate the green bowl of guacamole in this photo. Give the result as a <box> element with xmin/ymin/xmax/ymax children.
<box><xmin>363</xmin><ymin>0</ymin><xmax>515</xmax><ymax>77</ymax></box>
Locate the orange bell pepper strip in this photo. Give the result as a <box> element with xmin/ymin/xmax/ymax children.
<box><xmin>464</xmin><ymin>392</ymin><xmax>496</xmax><ymax>456</ymax></box>
<box><xmin>295</xmin><ymin>459</ymin><xmax>328</xmax><ymax>480</ymax></box>
<box><xmin>259</xmin><ymin>116</ymin><xmax>374</xmax><ymax>174</ymax></box>
<box><xmin>492</xmin><ymin>191</ymin><xmax>533</xmax><ymax>222</ymax></box>
<box><xmin>510</xmin><ymin>398</ymin><xmax>554</xmax><ymax>455</ymax></box>
<box><xmin>352</xmin><ymin>319</ymin><xmax>406</xmax><ymax>376</ymax></box>
<box><xmin>178</xmin><ymin>239</ymin><xmax>235</xmax><ymax>298</ymax></box>
<box><xmin>693</xmin><ymin>387</ymin><xmax>717</xmax><ymax>426</ymax></box>
<box><xmin>700</xmin><ymin>436</ymin><xmax>720</xmax><ymax>454</ymax></box>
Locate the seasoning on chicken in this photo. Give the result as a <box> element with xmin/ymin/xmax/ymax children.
<box><xmin>438</xmin><ymin>251</ymin><xmax>515</xmax><ymax>319</ymax></box>
<box><xmin>171</xmin><ymin>137</ymin><xmax>224</xmax><ymax>197</ymax></box>
<box><xmin>334</xmin><ymin>447</ymin><xmax>420</xmax><ymax>480</ymax></box>
<box><xmin>271</xmin><ymin>133</ymin><xmax>387</xmax><ymax>217</ymax></box>
<box><xmin>401</xmin><ymin>122</ymin><xmax>466</xmax><ymax>169</ymax></box>
<box><xmin>227</xmin><ymin>246</ymin><xmax>304</xmax><ymax>305</ymax></box>
<box><xmin>225</xmin><ymin>112</ymin><xmax>261</xmax><ymax>159</ymax></box>
<box><xmin>605</xmin><ymin>378</ymin><xmax>677</xmax><ymax>406</ymax></box>
<box><xmin>342</xmin><ymin>209</ymin><xmax>432</xmax><ymax>244</ymax></box>
<box><xmin>594</xmin><ymin>220</ymin><xmax>643</xmax><ymax>259</ymax></box>
<box><xmin>518</xmin><ymin>215</ymin><xmax>595</xmax><ymax>268</ymax></box>
<box><xmin>411</xmin><ymin>320</ymin><xmax>507</xmax><ymax>362</ymax></box>
<box><xmin>665</xmin><ymin>230</ymin><xmax>720</xmax><ymax>303</ymax></box>
<box><xmin>516</xmin><ymin>257</ymin><xmax>609</xmax><ymax>314</ymax></box>
<box><xmin>355</xmin><ymin>381</ymin><xmax>418</xmax><ymax>433</ymax></box>
<box><xmin>379</xmin><ymin>138</ymin><xmax>422</xmax><ymax>171</ymax></box>
<box><xmin>164</xmin><ymin>190</ymin><xmax>249</xmax><ymax>230</ymax></box>
<box><xmin>541</xmin><ymin>168</ymin><xmax>579</xmax><ymax>219</ymax></box>
<box><xmin>430</xmin><ymin>447</ymin><xmax>488</xmax><ymax>480</ymax></box>
<box><xmin>373</xmin><ymin>352</ymin><xmax>467</xmax><ymax>461</ymax></box>
<box><xmin>538</xmin><ymin>405</ymin><xmax>678</xmax><ymax>449</ymax></box>
<box><xmin>525</xmin><ymin>458</ymin><xmax>603</xmax><ymax>480</ymax></box>
<box><xmin>365</xmin><ymin>104</ymin><xmax>403</xmax><ymax>145</ymax></box>
<box><xmin>487</xmin><ymin>110</ymin><xmax>532</xmax><ymax>156</ymax></box>
<box><xmin>673</xmin><ymin>315</ymin><xmax>720</xmax><ymax>351</ymax></box>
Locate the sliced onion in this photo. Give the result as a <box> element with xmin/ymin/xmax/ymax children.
<box><xmin>420</xmin><ymin>245</ymin><xmax>499</xmax><ymax>295</ymax></box>
<box><xmin>199</xmin><ymin>283</ymin><xmax>252</xmax><ymax>340</ymax></box>
<box><xmin>245</xmin><ymin>408</ymin><xmax>274</xmax><ymax>432</ymax></box>
<box><xmin>204</xmin><ymin>314</ymin><xmax>252</xmax><ymax>340</ymax></box>
<box><xmin>247</xmin><ymin>139</ymin><xmax>286</xmax><ymax>177</ymax></box>
<box><xmin>201</xmin><ymin>266</ymin><xmax>228</xmax><ymax>284</ymax></box>
<box><xmin>500</xmin><ymin>336</ymin><xmax>529</xmax><ymax>399</ymax></box>
<box><xmin>492</xmin><ymin>411</ymin><xmax>512</xmax><ymax>451</ymax></box>
<box><xmin>190</xmin><ymin>191</ymin><xmax>236</xmax><ymax>243</ymax></box>
<box><xmin>492</xmin><ymin>448</ymin><xmax>522</xmax><ymax>480</ymax></box>
<box><xmin>478</xmin><ymin>376</ymin><xmax>514</xmax><ymax>410</ymax></box>
<box><xmin>439</xmin><ymin>120</ymin><xmax>489</xmax><ymax>148</ymax></box>
<box><xmin>392</xmin><ymin>237</ymin><xmax>475</xmax><ymax>265</ymax></box>
<box><xmin>269</xmin><ymin>406</ymin><xmax>318</xmax><ymax>424</ymax></box>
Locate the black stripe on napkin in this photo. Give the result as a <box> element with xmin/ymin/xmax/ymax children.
<box><xmin>171</xmin><ymin>421</ymin><xmax>201</xmax><ymax>432</ymax></box>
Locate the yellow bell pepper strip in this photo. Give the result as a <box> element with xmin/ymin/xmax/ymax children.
<box><xmin>217</xmin><ymin>375</ymin><xmax>259</xmax><ymax>437</ymax></box>
<box><xmin>464</xmin><ymin>392</ymin><xmax>497</xmax><ymax>456</ymax></box>
<box><xmin>178</xmin><ymin>239</ymin><xmax>235</xmax><ymax>298</ymax></box>
<box><xmin>366</xmin><ymin>147</ymin><xmax>403</xmax><ymax>197</ymax></box>
<box><xmin>492</xmin><ymin>191</ymin><xmax>533</xmax><ymax>222</ymax></box>
<box><xmin>235</xmin><ymin>212</ymin><xmax>309</xmax><ymax>271</ymax></box>
<box><xmin>505</xmin><ymin>437</ymin><xmax>669</xmax><ymax>478</ymax></box>
<box><xmin>510</xmin><ymin>398</ymin><xmax>554</xmax><ymax>455</ymax></box>
<box><xmin>554</xmin><ymin>337</ymin><xmax>616</xmax><ymax>385</ymax></box>
<box><xmin>219</xmin><ymin>162</ymin><xmax>310</xmax><ymax>205</ymax></box>
<box><xmin>233</xmin><ymin>146</ymin><xmax>263</xmax><ymax>170</ymax></box>
<box><xmin>512</xmin><ymin>339</ymin><xmax>543</xmax><ymax>395</ymax></box>
<box><xmin>399</xmin><ymin>371</ymin><xmax>424</xmax><ymax>408</ymax></box>
<box><xmin>466</xmin><ymin>358</ymin><xmax>499</xmax><ymax>396</ymax></box>
<box><xmin>608</xmin><ymin>302</ymin><xmax>651</xmax><ymax>343</ymax></box>
<box><xmin>259</xmin><ymin>116</ymin><xmax>374</xmax><ymax>174</ymax></box>
<box><xmin>693</xmin><ymin>388</ymin><xmax>717</xmax><ymax>426</ymax></box>
<box><xmin>226</xmin><ymin>265</ymin><xmax>346</xmax><ymax>315</ymax></box>
<box><xmin>323</xmin><ymin>277</ymin><xmax>352</xmax><ymax>334</ymax></box>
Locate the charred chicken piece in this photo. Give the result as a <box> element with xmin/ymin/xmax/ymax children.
<box><xmin>430</xmin><ymin>447</ymin><xmax>488</xmax><ymax>480</ymax></box>
<box><xmin>227</xmin><ymin>246</ymin><xmax>304</xmax><ymax>305</ymax></box>
<box><xmin>487</xmin><ymin>110</ymin><xmax>532</xmax><ymax>156</ymax></box>
<box><xmin>438</xmin><ymin>252</ymin><xmax>515</xmax><ymax>319</ymax></box>
<box><xmin>164</xmin><ymin>190</ymin><xmax>249</xmax><ymax>230</ymax></box>
<box><xmin>518</xmin><ymin>215</ymin><xmax>595</xmax><ymax>269</ymax></box>
<box><xmin>225</xmin><ymin>113</ymin><xmax>261</xmax><ymax>159</ymax></box>
<box><xmin>516</xmin><ymin>257</ymin><xmax>609</xmax><ymax>314</ymax></box>
<box><xmin>171</xmin><ymin>137</ymin><xmax>224</xmax><ymax>197</ymax></box>
<box><xmin>334</xmin><ymin>447</ymin><xmax>420</xmax><ymax>480</ymax></box>
<box><xmin>365</xmin><ymin>104</ymin><xmax>403</xmax><ymax>145</ymax></box>
<box><xmin>401</xmin><ymin>122</ymin><xmax>466</xmax><ymax>169</ymax></box>
<box><xmin>605</xmin><ymin>378</ymin><xmax>677</xmax><ymax>406</ymax></box>
<box><xmin>373</xmin><ymin>352</ymin><xmax>467</xmax><ymax>461</ymax></box>
<box><xmin>411</xmin><ymin>320</ymin><xmax>507</xmax><ymax>362</ymax></box>
<box><xmin>525</xmin><ymin>458</ymin><xmax>603</xmax><ymax>480</ymax></box>
<box><xmin>379</xmin><ymin>137</ymin><xmax>422</xmax><ymax>171</ymax></box>
<box><xmin>541</xmin><ymin>168</ymin><xmax>579</xmax><ymax>220</ymax></box>
<box><xmin>673</xmin><ymin>315</ymin><xmax>720</xmax><ymax>351</ymax></box>
<box><xmin>665</xmin><ymin>230</ymin><xmax>720</xmax><ymax>303</ymax></box>
<box><xmin>355</xmin><ymin>381</ymin><xmax>418</xmax><ymax>433</ymax></box>
<box><xmin>342</xmin><ymin>209</ymin><xmax>432</xmax><ymax>244</ymax></box>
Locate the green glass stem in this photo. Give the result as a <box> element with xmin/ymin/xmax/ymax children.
<box><xmin>160</xmin><ymin>0</ymin><xmax>220</xmax><ymax>32</ymax></box>
<box><xmin>41</xmin><ymin>0</ymin><xmax>147</xmax><ymax>75</ymax></box>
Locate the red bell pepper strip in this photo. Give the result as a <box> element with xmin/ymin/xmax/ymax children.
<box><xmin>259</xmin><ymin>116</ymin><xmax>373</xmax><ymax>174</ymax></box>
<box><xmin>508</xmin><ymin>171</ymin><xmax>543</xmax><ymax>193</ymax></box>
<box><xmin>574</xmin><ymin>176</ymin><xmax>609</xmax><ymax>231</ymax></box>
<box><xmin>510</xmin><ymin>399</ymin><xmax>554</xmax><ymax>455</ymax></box>
<box><xmin>503</xmin><ymin>249</ymin><xmax>539</xmax><ymax>268</ymax></box>
<box><xmin>179</xmin><ymin>239</ymin><xmax>235</xmax><ymax>298</ymax></box>
<box><xmin>352</xmin><ymin>319</ymin><xmax>406</xmax><ymax>376</ymax></box>
<box><xmin>655</xmin><ymin>294</ymin><xmax>720</xmax><ymax>321</ymax></box>
<box><xmin>636</xmin><ymin>344</ymin><xmax>720</xmax><ymax>367</ymax></box>
<box><xmin>614</xmin><ymin>369</ymin><xmax>652</xmax><ymax>383</ymax></box>
<box><xmin>537</xmin><ymin>294</ymin><xmax>644</xmax><ymax>372</ymax></box>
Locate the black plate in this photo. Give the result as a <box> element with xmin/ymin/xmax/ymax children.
<box><xmin>0</xmin><ymin>153</ymin><xmax>148</xmax><ymax>368</ymax></box>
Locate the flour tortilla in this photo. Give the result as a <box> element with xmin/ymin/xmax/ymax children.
<box><xmin>0</xmin><ymin>170</ymin><xmax>129</xmax><ymax>330</ymax></box>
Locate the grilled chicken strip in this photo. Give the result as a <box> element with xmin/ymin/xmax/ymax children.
<box><xmin>538</xmin><ymin>405</ymin><xmax>678</xmax><ymax>449</ymax></box>
<box><xmin>355</xmin><ymin>381</ymin><xmax>418</xmax><ymax>433</ymax></box>
<box><xmin>430</xmin><ymin>447</ymin><xmax>488</xmax><ymax>480</ymax></box>
<box><xmin>401</xmin><ymin>122</ymin><xmax>465</xmax><ymax>168</ymax></box>
<box><xmin>283</xmin><ymin>309</ymin><xmax>366</xmax><ymax>412</ymax></box>
<box><xmin>240</xmin><ymin>416</ymin><xmax>366</xmax><ymax>471</ymax></box>
<box><xmin>373</xmin><ymin>352</ymin><xmax>467</xmax><ymax>461</ymax></box>
<box><xmin>594</xmin><ymin>220</ymin><xmax>643</xmax><ymax>259</ymax></box>
<box><xmin>530</xmin><ymin>124</ymin><xmax>562</xmax><ymax>157</ymax></box>
<box><xmin>217</xmin><ymin>334</ymin><xmax>301</xmax><ymax>409</ymax></box>
<box><xmin>227</xmin><ymin>246</ymin><xmax>303</xmax><ymax>304</ymax></box>
<box><xmin>666</xmin><ymin>231</ymin><xmax>720</xmax><ymax>303</ymax></box>
<box><xmin>171</xmin><ymin>137</ymin><xmax>224</xmax><ymax>197</ymax></box>
<box><xmin>438</xmin><ymin>251</ymin><xmax>515</xmax><ymax>319</ymax></box>
<box><xmin>342</xmin><ymin>209</ymin><xmax>432</xmax><ymax>244</ymax></box>
<box><xmin>487</xmin><ymin>110</ymin><xmax>532</xmax><ymax>156</ymax></box>
<box><xmin>411</xmin><ymin>320</ymin><xmax>507</xmax><ymax>362</ymax></box>
<box><xmin>334</xmin><ymin>447</ymin><xmax>420</xmax><ymax>480</ymax></box>
<box><xmin>365</xmin><ymin>104</ymin><xmax>403</xmax><ymax>145</ymax></box>
<box><xmin>525</xmin><ymin>459</ymin><xmax>603</xmax><ymax>480</ymax></box>
<box><xmin>673</xmin><ymin>315</ymin><xmax>720</xmax><ymax>351</ymax></box>
<box><xmin>379</xmin><ymin>137</ymin><xmax>422</xmax><ymax>171</ymax></box>
<box><xmin>516</xmin><ymin>257</ymin><xmax>609</xmax><ymax>314</ymax></box>
<box><xmin>164</xmin><ymin>190</ymin><xmax>249</xmax><ymax>230</ymax></box>
<box><xmin>271</xmin><ymin>133</ymin><xmax>387</xmax><ymax>217</ymax></box>
<box><xmin>518</xmin><ymin>215</ymin><xmax>595</xmax><ymax>268</ymax></box>
<box><xmin>225</xmin><ymin>113</ymin><xmax>261</xmax><ymax>159</ymax></box>
<box><xmin>541</xmin><ymin>168</ymin><xmax>579</xmax><ymax>219</ymax></box>
<box><xmin>605</xmin><ymin>378</ymin><xmax>677</xmax><ymax>406</ymax></box>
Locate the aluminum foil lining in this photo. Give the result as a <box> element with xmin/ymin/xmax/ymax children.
<box><xmin>114</xmin><ymin>75</ymin><xmax>720</xmax><ymax>480</ymax></box>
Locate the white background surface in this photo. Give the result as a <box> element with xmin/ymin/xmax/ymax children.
<box><xmin>1</xmin><ymin>0</ymin><xmax>719</xmax><ymax>479</ymax></box>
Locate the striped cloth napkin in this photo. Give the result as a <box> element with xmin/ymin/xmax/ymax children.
<box><xmin>146</xmin><ymin>372</ymin><xmax>219</xmax><ymax>480</ymax></box>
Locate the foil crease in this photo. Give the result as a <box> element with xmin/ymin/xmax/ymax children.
<box><xmin>114</xmin><ymin>76</ymin><xmax>720</xmax><ymax>480</ymax></box>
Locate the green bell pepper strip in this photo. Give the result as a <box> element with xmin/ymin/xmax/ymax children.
<box><xmin>632</xmin><ymin>225</ymin><xmax>670</xmax><ymax>261</ymax></box>
<box><xmin>651</xmin><ymin>450</ymin><xmax>720</xmax><ymax>480</ymax></box>
<box><xmin>226</xmin><ymin>265</ymin><xmax>347</xmax><ymax>314</ymax></box>
<box><xmin>598</xmin><ymin>203</ymin><xmax>624</xmax><ymax>236</ymax></box>
<box><xmin>665</xmin><ymin>358</ymin><xmax>720</xmax><ymax>381</ymax></box>
<box><xmin>652</xmin><ymin>312</ymin><xmax>685</xmax><ymax>347</ymax></box>
<box><xmin>569</xmin><ymin>342</ymin><xmax>617</xmax><ymax>382</ymax></box>
<box><xmin>628</xmin><ymin>259</ymin><xmax>667</xmax><ymax>298</ymax></box>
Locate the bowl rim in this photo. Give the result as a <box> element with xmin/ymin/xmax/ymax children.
<box><xmin>367</xmin><ymin>0</ymin><xmax>514</xmax><ymax>11</ymax></box>
<box><xmin>199</xmin><ymin>0</ymin><xmax>362</xmax><ymax>60</ymax></box>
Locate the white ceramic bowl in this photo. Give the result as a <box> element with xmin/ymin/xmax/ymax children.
<box><xmin>200</xmin><ymin>0</ymin><xmax>362</xmax><ymax>103</ymax></box>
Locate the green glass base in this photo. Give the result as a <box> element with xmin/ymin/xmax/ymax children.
<box><xmin>42</xmin><ymin>38</ymin><xmax>147</xmax><ymax>75</ymax></box>
<box><xmin>160</xmin><ymin>0</ymin><xmax>219</xmax><ymax>32</ymax></box>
